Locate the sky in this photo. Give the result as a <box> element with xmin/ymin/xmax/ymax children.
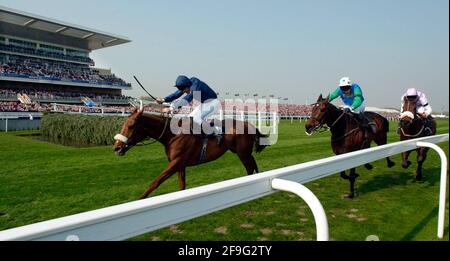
<box><xmin>1</xmin><ymin>0</ymin><xmax>448</xmax><ymax>111</ymax></box>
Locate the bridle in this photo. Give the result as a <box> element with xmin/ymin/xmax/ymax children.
<box><xmin>307</xmin><ymin>102</ymin><xmax>347</xmax><ymax>135</ymax></box>
<box><xmin>114</xmin><ymin>100</ymin><xmax>171</xmax><ymax>148</ymax></box>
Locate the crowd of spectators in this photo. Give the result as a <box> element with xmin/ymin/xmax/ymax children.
<box><xmin>0</xmin><ymin>93</ymin><xmax>401</xmax><ymax>120</ymax></box>
<box><xmin>0</xmin><ymin>88</ymin><xmax>131</xmax><ymax>102</ymax></box>
<box><xmin>0</xmin><ymin>43</ymin><xmax>94</xmax><ymax>64</ymax></box>
<box><xmin>0</xmin><ymin>55</ymin><xmax>131</xmax><ymax>87</ymax></box>
<box><xmin>0</xmin><ymin>101</ymin><xmax>52</xmax><ymax>112</ymax></box>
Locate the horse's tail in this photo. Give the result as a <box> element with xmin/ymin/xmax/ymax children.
<box><xmin>382</xmin><ymin>116</ymin><xmax>390</xmax><ymax>133</ymax></box>
<box><xmin>254</xmin><ymin>128</ymin><xmax>269</xmax><ymax>153</ymax></box>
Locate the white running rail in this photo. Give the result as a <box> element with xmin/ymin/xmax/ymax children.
<box><xmin>0</xmin><ymin>134</ymin><xmax>447</xmax><ymax>241</ymax></box>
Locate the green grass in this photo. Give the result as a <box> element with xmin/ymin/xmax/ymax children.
<box><xmin>0</xmin><ymin>119</ymin><xmax>448</xmax><ymax>241</ymax></box>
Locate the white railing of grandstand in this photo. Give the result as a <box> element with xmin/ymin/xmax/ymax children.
<box><xmin>0</xmin><ymin>134</ymin><xmax>447</xmax><ymax>241</ymax></box>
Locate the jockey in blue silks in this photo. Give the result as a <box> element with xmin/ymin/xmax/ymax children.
<box><xmin>157</xmin><ymin>75</ymin><xmax>222</xmax><ymax>138</ymax></box>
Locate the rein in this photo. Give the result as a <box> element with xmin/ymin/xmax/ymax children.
<box><xmin>399</xmin><ymin>111</ymin><xmax>426</xmax><ymax>138</ymax></box>
<box><xmin>399</xmin><ymin>125</ymin><xmax>425</xmax><ymax>138</ymax></box>
<box><xmin>308</xmin><ymin>108</ymin><xmax>347</xmax><ymax>135</ymax></box>
<box><xmin>331</xmin><ymin>126</ymin><xmax>360</xmax><ymax>142</ymax></box>
<box><xmin>399</xmin><ymin>121</ymin><xmax>426</xmax><ymax>138</ymax></box>
<box><xmin>139</xmin><ymin>113</ymin><xmax>170</xmax><ymax>146</ymax></box>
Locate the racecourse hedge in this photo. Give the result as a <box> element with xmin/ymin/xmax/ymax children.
<box><xmin>41</xmin><ymin>113</ymin><xmax>126</xmax><ymax>146</ymax></box>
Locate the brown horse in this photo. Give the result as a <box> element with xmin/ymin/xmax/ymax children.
<box><xmin>113</xmin><ymin>109</ymin><xmax>268</xmax><ymax>199</ymax></box>
<box><xmin>398</xmin><ymin>97</ymin><xmax>436</xmax><ymax>180</ymax></box>
<box><xmin>305</xmin><ymin>94</ymin><xmax>395</xmax><ymax>198</ymax></box>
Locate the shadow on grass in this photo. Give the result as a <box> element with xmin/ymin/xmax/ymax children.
<box><xmin>356</xmin><ymin>167</ymin><xmax>441</xmax><ymax>196</ymax></box>
<box><xmin>401</xmin><ymin>206</ymin><xmax>439</xmax><ymax>240</ymax></box>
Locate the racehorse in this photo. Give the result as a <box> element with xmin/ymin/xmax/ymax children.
<box><xmin>305</xmin><ymin>94</ymin><xmax>395</xmax><ymax>198</ymax></box>
<box><xmin>113</xmin><ymin>108</ymin><xmax>268</xmax><ymax>199</ymax></box>
<box><xmin>398</xmin><ymin>96</ymin><xmax>436</xmax><ymax>180</ymax></box>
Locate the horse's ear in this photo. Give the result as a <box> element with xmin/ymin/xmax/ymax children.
<box><xmin>318</xmin><ymin>94</ymin><xmax>323</xmax><ymax>102</ymax></box>
<box><xmin>325</xmin><ymin>95</ymin><xmax>330</xmax><ymax>102</ymax></box>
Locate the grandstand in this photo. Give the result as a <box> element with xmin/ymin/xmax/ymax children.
<box><xmin>0</xmin><ymin>5</ymin><xmax>132</xmax><ymax>110</ymax></box>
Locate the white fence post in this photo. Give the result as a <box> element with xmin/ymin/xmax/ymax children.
<box><xmin>416</xmin><ymin>141</ymin><xmax>448</xmax><ymax>239</ymax></box>
<box><xmin>257</xmin><ymin>111</ymin><xmax>262</xmax><ymax>130</ymax></box>
<box><xmin>271</xmin><ymin>178</ymin><xmax>329</xmax><ymax>241</ymax></box>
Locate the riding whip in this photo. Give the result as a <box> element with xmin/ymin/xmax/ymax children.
<box><xmin>133</xmin><ymin>76</ymin><xmax>158</xmax><ymax>101</ymax></box>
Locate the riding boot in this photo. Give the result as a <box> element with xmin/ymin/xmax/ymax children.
<box><xmin>357</xmin><ymin>113</ymin><xmax>368</xmax><ymax>136</ymax></box>
<box><xmin>190</xmin><ymin>118</ymin><xmax>203</xmax><ymax>138</ymax></box>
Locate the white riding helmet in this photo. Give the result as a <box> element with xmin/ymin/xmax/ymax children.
<box><xmin>339</xmin><ymin>77</ymin><xmax>352</xmax><ymax>87</ymax></box>
<box><xmin>406</xmin><ymin>88</ymin><xmax>418</xmax><ymax>97</ymax></box>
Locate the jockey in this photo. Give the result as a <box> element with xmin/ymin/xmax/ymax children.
<box><xmin>328</xmin><ymin>77</ymin><xmax>376</xmax><ymax>133</ymax></box>
<box><xmin>157</xmin><ymin>75</ymin><xmax>222</xmax><ymax>138</ymax></box>
<box><xmin>400</xmin><ymin>88</ymin><xmax>432</xmax><ymax>118</ymax></box>
<box><xmin>399</xmin><ymin>87</ymin><xmax>433</xmax><ymax>134</ymax></box>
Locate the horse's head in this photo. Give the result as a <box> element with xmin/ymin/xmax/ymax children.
<box><xmin>113</xmin><ymin>108</ymin><xmax>148</xmax><ymax>156</ymax></box>
<box><xmin>305</xmin><ymin>94</ymin><xmax>330</xmax><ymax>135</ymax></box>
<box><xmin>399</xmin><ymin>96</ymin><xmax>417</xmax><ymax>128</ymax></box>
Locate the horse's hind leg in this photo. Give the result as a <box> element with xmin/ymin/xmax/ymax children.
<box><xmin>364</xmin><ymin>163</ymin><xmax>373</xmax><ymax>170</ymax></box>
<box><xmin>361</xmin><ymin>140</ymin><xmax>374</xmax><ymax>170</ymax></box>
<box><xmin>177</xmin><ymin>168</ymin><xmax>186</xmax><ymax>190</ymax></box>
<box><xmin>340</xmin><ymin>171</ymin><xmax>349</xmax><ymax>180</ymax></box>
<box><xmin>374</xmin><ymin>131</ymin><xmax>395</xmax><ymax>168</ymax></box>
<box><xmin>346</xmin><ymin>168</ymin><xmax>359</xmax><ymax>199</ymax></box>
<box><xmin>386</xmin><ymin>157</ymin><xmax>395</xmax><ymax>168</ymax></box>
<box><xmin>237</xmin><ymin>153</ymin><xmax>257</xmax><ymax>175</ymax></box>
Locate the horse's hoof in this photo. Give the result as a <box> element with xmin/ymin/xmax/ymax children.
<box><xmin>364</xmin><ymin>163</ymin><xmax>373</xmax><ymax>170</ymax></box>
<box><xmin>402</xmin><ymin>161</ymin><xmax>411</xmax><ymax>169</ymax></box>
<box><xmin>350</xmin><ymin>173</ymin><xmax>360</xmax><ymax>179</ymax></box>
<box><xmin>387</xmin><ymin>161</ymin><xmax>396</xmax><ymax>168</ymax></box>
<box><xmin>340</xmin><ymin>173</ymin><xmax>349</xmax><ymax>180</ymax></box>
<box><xmin>344</xmin><ymin>193</ymin><xmax>354</xmax><ymax>199</ymax></box>
<box><xmin>415</xmin><ymin>173</ymin><xmax>423</xmax><ymax>181</ymax></box>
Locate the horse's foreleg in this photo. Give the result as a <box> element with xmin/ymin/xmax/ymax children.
<box><xmin>415</xmin><ymin>148</ymin><xmax>428</xmax><ymax>181</ymax></box>
<box><xmin>177</xmin><ymin>168</ymin><xmax>186</xmax><ymax>190</ymax></box>
<box><xmin>402</xmin><ymin>150</ymin><xmax>412</xmax><ymax>169</ymax></box>
<box><xmin>346</xmin><ymin>168</ymin><xmax>359</xmax><ymax>199</ymax></box>
<box><xmin>251</xmin><ymin>156</ymin><xmax>259</xmax><ymax>173</ymax></box>
<box><xmin>139</xmin><ymin>160</ymin><xmax>181</xmax><ymax>199</ymax></box>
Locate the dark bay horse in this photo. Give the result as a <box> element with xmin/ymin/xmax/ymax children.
<box><xmin>113</xmin><ymin>109</ymin><xmax>268</xmax><ymax>199</ymax></box>
<box><xmin>399</xmin><ymin>97</ymin><xmax>436</xmax><ymax>180</ymax></box>
<box><xmin>305</xmin><ymin>94</ymin><xmax>395</xmax><ymax>198</ymax></box>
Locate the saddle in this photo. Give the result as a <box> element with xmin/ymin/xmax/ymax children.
<box><xmin>349</xmin><ymin>112</ymin><xmax>376</xmax><ymax>135</ymax></box>
<box><xmin>189</xmin><ymin>119</ymin><xmax>223</xmax><ymax>163</ymax></box>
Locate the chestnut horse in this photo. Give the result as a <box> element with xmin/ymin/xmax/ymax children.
<box><xmin>113</xmin><ymin>109</ymin><xmax>268</xmax><ymax>199</ymax></box>
<box><xmin>398</xmin><ymin>97</ymin><xmax>436</xmax><ymax>180</ymax></box>
<box><xmin>305</xmin><ymin>94</ymin><xmax>395</xmax><ymax>198</ymax></box>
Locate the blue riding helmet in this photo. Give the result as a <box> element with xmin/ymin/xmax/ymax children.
<box><xmin>174</xmin><ymin>75</ymin><xmax>192</xmax><ymax>88</ymax></box>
